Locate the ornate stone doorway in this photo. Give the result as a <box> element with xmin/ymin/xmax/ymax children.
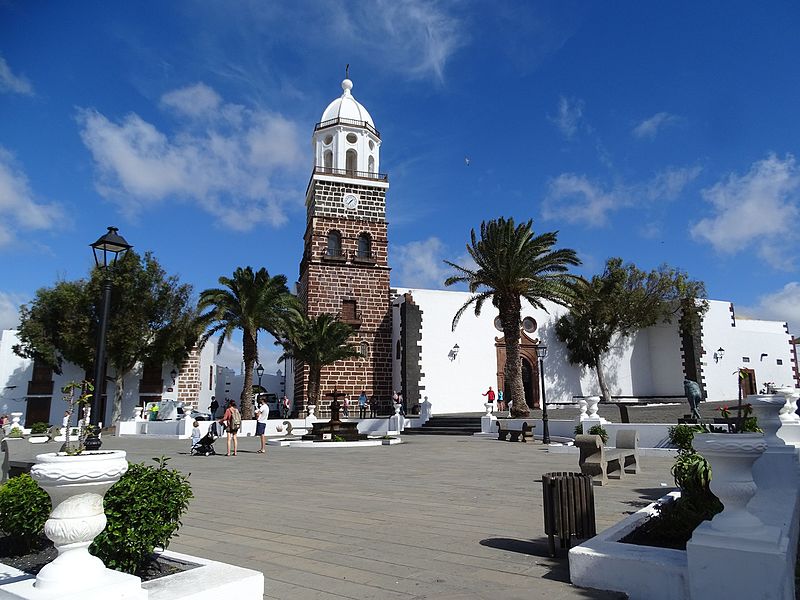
<box><xmin>495</xmin><ymin>330</ymin><xmax>541</xmax><ymax>409</ymax></box>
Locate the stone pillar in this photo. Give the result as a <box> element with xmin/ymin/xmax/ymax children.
<box><xmin>776</xmin><ymin>387</ymin><xmax>800</xmax><ymax>447</ymax></box>
<box><xmin>305</xmin><ymin>405</ymin><xmax>317</xmax><ymax>428</ymax></box>
<box><xmin>687</xmin><ymin>432</ymin><xmax>787</xmax><ymax>600</ymax></box>
<box><xmin>749</xmin><ymin>395</ymin><xmax>799</xmax><ymax>493</ymax></box>
<box><xmin>584</xmin><ymin>396</ymin><xmax>608</xmax><ymax>425</ymax></box>
<box><xmin>388</xmin><ymin>402</ymin><xmax>404</xmax><ymax>434</ymax></box>
<box><xmin>479</xmin><ymin>402</ymin><xmax>497</xmax><ymax>435</ymax></box>
<box><xmin>576</xmin><ymin>398</ymin><xmax>588</xmax><ymax>422</ymax></box>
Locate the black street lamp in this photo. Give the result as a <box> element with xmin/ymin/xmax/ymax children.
<box><xmin>536</xmin><ymin>345</ymin><xmax>550</xmax><ymax>445</ymax></box>
<box><xmin>256</xmin><ymin>363</ymin><xmax>264</xmax><ymax>400</ymax></box>
<box><xmin>89</xmin><ymin>227</ymin><xmax>132</xmax><ymax>445</ymax></box>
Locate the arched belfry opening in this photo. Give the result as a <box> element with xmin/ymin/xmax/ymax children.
<box><xmin>346</xmin><ymin>149</ymin><xmax>357</xmax><ymax>175</ymax></box>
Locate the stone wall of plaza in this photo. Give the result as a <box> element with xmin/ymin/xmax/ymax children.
<box><xmin>0</xmin><ymin>329</ymin><xmax>218</xmax><ymax>427</ymax></box>
<box><xmin>391</xmin><ymin>289</ymin><xmax>798</xmax><ymax>415</ymax></box>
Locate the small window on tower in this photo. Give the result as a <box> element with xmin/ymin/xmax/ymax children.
<box><xmin>346</xmin><ymin>149</ymin><xmax>357</xmax><ymax>175</ymax></box>
<box><xmin>323</xmin><ymin>150</ymin><xmax>333</xmax><ymax>172</ymax></box>
<box><xmin>360</xmin><ymin>341</ymin><xmax>370</xmax><ymax>359</ymax></box>
<box><xmin>368</xmin><ymin>155</ymin><xmax>375</xmax><ymax>173</ymax></box>
<box><xmin>396</xmin><ymin>339</ymin><xmax>401</xmax><ymax>359</ymax></box>
<box><xmin>357</xmin><ymin>233</ymin><xmax>372</xmax><ymax>258</ymax></box>
<box><xmin>341</xmin><ymin>299</ymin><xmax>358</xmax><ymax>322</ymax></box>
<box><xmin>777</xmin><ymin>359</ymin><xmax>783</xmax><ymax>365</ymax></box>
<box><xmin>323</xmin><ymin>135</ymin><xmax>333</xmax><ymax>145</ymax></box>
<box><xmin>368</xmin><ymin>140</ymin><xmax>375</xmax><ymax>150</ymax></box>
<box><xmin>326</xmin><ymin>230</ymin><xmax>342</xmax><ymax>257</ymax></box>
<box><xmin>346</xmin><ymin>133</ymin><xmax>358</xmax><ymax>144</ymax></box>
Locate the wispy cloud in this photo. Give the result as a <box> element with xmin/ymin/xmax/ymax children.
<box><xmin>0</xmin><ymin>56</ymin><xmax>34</xmax><ymax>96</ymax></box>
<box><xmin>0</xmin><ymin>292</ymin><xmax>26</xmax><ymax>330</ymax></box>
<box><xmin>543</xmin><ymin>166</ymin><xmax>701</xmax><ymax>227</ymax></box>
<box><xmin>738</xmin><ymin>282</ymin><xmax>800</xmax><ymax>334</ymax></box>
<box><xmin>690</xmin><ymin>154</ymin><xmax>800</xmax><ymax>269</ymax></box>
<box><xmin>549</xmin><ymin>96</ymin><xmax>585</xmax><ymax>139</ymax></box>
<box><xmin>337</xmin><ymin>0</ymin><xmax>465</xmax><ymax>84</ymax></box>
<box><xmin>392</xmin><ymin>237</ymin><xmax>452</xmax><ymax>289</ymax></box>
<box><xmin>0</xmin><ymin>148</ymin><xmax>63</xmax><ymax>247</ymax></box>
<box><xmin>78</xmin><ymin>83</ymin><xmax>305</xmax><ymax>230</ymax></box>
<box><xmin>632</xmin><ymin>112</ymin><xmax>681</xmax><ymax>139</ymax></box>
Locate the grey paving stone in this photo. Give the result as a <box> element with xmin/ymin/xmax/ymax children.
<box><xmin>76</xmin><ymin>431</ymin><xmax>673</xmax><ymax>599</ymax></box>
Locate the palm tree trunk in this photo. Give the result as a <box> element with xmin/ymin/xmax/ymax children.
<box><xmin>240</xmin><ymin>329</ymin><xmax>257</xmax><ymax>420</ymax></box>
<box><xmin>500</xmin><ymin>297</ymin><xmax>529</xmax><ymax>418</ymax></box>
<box><xmin>308</xmin><ymin>365</ymin><xmax>321</xmax><ymax>406</ymax></box>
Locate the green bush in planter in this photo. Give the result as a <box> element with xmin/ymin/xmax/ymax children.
<box><xmin>587</xmin><ymin>425</ymin><xmax>608</xmax><ymax>444</ymax></box>
<box><xmin>573</xmin><ymin>423</ymin><xmax>584</xmax><ymax>437</ymax></box>
<box><xmin>7</xmin><ymin>427</ymin><xmax>22</xmax><ymax>439</ymax></box>
<box><xmin>0</xmin><ymin>474</ymin><xmax>51</xmax><ymax>552</ymax></box>
<box><xmin>29</xmin><ymin>422</ymin><xmax>50</xmax><ymax>435</ymax></box>
<box><xmin>90</xmin><ymin>457</ymin><xmax>193</xmax><ymax>575</ymax></box>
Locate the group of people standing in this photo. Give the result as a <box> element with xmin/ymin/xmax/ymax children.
<box><xmin>482</xmin><ymin>386</ymin><xmax>506</xmax><ymax>412</ymax></box>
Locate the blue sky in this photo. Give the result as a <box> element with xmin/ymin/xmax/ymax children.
<box><xmin>1</xmin><ymin>1</ymin><xmax>799</xmax><ymax>370</ymax></box>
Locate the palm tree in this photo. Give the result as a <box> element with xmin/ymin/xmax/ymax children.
<box><xmin>198</xmin><ymin>267</ymin><xmax>297</xmax><ymax>420</ymax></box>
<box><xmin>278</xmin><ymin>313</ymin><xmax>361</xmax><ymax>410</ymax></box>
<box><xmin>444</xmin><ymin>218</ymin><xmax>581</xmax><ymax>417</ymax></box>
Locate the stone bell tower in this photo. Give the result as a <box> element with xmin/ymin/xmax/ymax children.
<box><xmin>295</xmin><ymin>75</ymin><xmax>392</xmax><ymax>416</ymax></box>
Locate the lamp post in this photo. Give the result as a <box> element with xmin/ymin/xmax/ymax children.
<box><xmin>536</xmin><ymin>345</ymin><xmax>550</xmax><ymax>444</ymax></box>
<box><xmin>89</xmin><ymin>227</ymin><xmax>132</xmax><ymax>446</ymax></box>
<box><xmin>256</xmin><ymin>363</ymin><xmax>264</xmax><ymax>407</ymax></box>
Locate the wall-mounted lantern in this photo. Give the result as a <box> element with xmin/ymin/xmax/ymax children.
<box><xmin>448</xmin><ymin>343</ymin><xmax>460</xmax><ymax>361</ymax></box>
<box><xmin>713</xmin><ymin>347</ymin><xmax>725</xmax><ymax>363</ymax></box>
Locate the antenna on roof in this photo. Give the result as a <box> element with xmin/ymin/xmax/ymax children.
<box><xmin>346</xmin><ymin>64</ymin><xmax>350</xmax><ymax>79</ymax></box>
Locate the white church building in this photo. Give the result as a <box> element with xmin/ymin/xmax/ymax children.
<box><xmin>391</xmin><ymin>289</ymin><xmax>799</xmax><ymax>415</ymax></box>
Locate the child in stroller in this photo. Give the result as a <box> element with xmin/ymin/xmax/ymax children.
<box><xmin>191</xmin><ymin>420</ymin><xmax>221</xmax><ymax>456</ymax></box>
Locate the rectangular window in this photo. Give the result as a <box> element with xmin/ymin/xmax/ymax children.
<box><xmin>777</xmin><ymin>359</ymin><xmax>783</xmax><ymax>365</ymax></box>
<box><xmin>342</xmin><ymin>299</ymin><xmax>357</xmax><ymax>321</ymax></box>
<box><xmin>742</xmin><ymin>357</ymin><xmax>750</xmax><ymax>363</ymax></box>
<box><xmin>209</xmin><ymin>365</ymin><xmax>214</xmax><ymax>390</ymax></box>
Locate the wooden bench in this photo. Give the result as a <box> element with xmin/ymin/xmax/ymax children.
<box><xmin>496</xmin><ymin>421</ymin><xmax>535</xmax><ymax>442</ymax></box>
<box><xmin>575</xmin><ymin>430</ymin><xmax>640</xmax><ymax>485</ymax></box>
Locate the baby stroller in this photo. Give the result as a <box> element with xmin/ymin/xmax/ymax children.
<box><xmin>191</xmin><ymin>421</ymin><xmax>221</xmax><ymax>456</ymax></box>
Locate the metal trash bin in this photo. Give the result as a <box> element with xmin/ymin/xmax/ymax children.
<box><xmin>542</xmin><ymin>471</ymin><xmax>596</xmax><ymax>557</ymax></box>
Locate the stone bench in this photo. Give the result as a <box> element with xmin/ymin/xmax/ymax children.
<box><xmin>496</xmin><ymin>420</ymin><xmax>535</xmax><ymax>442</ymax></box>
<box><xmin>575</xmin><ymin>430</ymin><xmax>640</xmax><ymax>485</ymax></box>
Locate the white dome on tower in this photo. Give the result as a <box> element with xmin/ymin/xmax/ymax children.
<box><xmin>320</xmin><ymin>78</ymin><xmax>375</xmax><ymax>127</ymax></box>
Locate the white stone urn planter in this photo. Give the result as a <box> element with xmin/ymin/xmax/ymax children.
<box><xmin>692</xmin><ymin>433</ymin><xmax>766</xmax><ymax>532</ymax></box>
<box><xmin>29</xmin><ymin>450</ymin><xmax>133</xmax><ymax>594</ymax></box>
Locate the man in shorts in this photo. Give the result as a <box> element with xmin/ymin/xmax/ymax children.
<box><xmin>255</xmin><ymin>397</ymin><xmax>269</xmax><ymax>454</ymax></box>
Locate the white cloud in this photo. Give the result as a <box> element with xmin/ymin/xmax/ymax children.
<box><xmin>0</xmin><ymin>56</ymin><xmax>33</xmax><ymax>96</ymax></box>
<box><xmin>632</xmin><ymin>112</ymin><xmax>681</xmax><ymax>139</ymax></box>
<box><xmin>335</xmin><ymin>0</ymin><xmax>464</xmax><ymax>83</ymax></box>
<box><xmin>543</xmin><ymin>166</ymin><xmax>701</xmax><ymax>227</ymax></box>
<box><xmin>549</xmin><ymin>96</ymin><xmax>584</xmax><ymax>139</ymax></box>
<box><xmin>160</xmin><ymin>83</ymin><xmax>222</xmax><ymax>118</ymax></box>
<box><xmin>690</xmin><ymin>154</ymin><xmax>800</xmax><ymax>269</ymax></box>
<box><xmin>0</xmin><ymin>292</ymin><xmax>26</xmax><ymax>330</ymax></box>
<box><xmin>392</xmin><ymin>237</ymin><xmax>451</xmax><ymax>289</ymax></box>
<box><xmin>78</xmin><ymin>83</ymin><xmax>305</xmax><ymax>230</ymax></box>
<box><xmin>738</xmin><ymin>282</ymin><xmax>800</xmax><ymax>334</ymax></box>
<box><xmin>0</xmin><ymin>148</ymin><xmax>63</xmax><ymax>246</ymax></box>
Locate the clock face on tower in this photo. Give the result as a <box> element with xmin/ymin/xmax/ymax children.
<box><xmin>343</xmin><ymin>193</ymin><xmax>359</xmax><ymax>211</ymax></box>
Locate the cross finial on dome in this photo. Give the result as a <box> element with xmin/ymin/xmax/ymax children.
<box><xmin>346</xmin><ymin>63</ymin><xmax>349</xmax><ymax>79</ymax></box>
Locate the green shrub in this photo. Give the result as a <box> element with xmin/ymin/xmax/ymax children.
<box><xmin>587</xmin><ymin>425</ymin><xmax>608</xmax><ymax>444</ymax></box>
<box><xmin>0</xmin><ymin>474</ymin><xmax>51</xmax><ymax>552</ymax></box>
<box><xmin>90</xmin><ymin>457</ymin><xmax>193</xmax><ymax>575</ymax></box>
<box><xmin>8</xmin><ymin>427</ymin><xmax>22</xmax><ymax>438</ymax></box>
<box><xmin>671</xmin><ymin>450</ymin><xmax>713</xmax><ymax>499</ymax></box>
<box><xmin>573</xmin><ymin>424</ymin><xmax>584</xmax><ymax>437</ymax></box>
<box><xmin>29</xmin><ymin>422</ymin><xmax>50</xmax><ymax>435</ymax></box>
<box><xmin>667</xmin><ymin>424</ymin><xmax>704</xmax><ymax>451</ymax></box>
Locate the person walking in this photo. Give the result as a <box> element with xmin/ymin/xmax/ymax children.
<box><xmin>254</xmin><ymin>397</ymin><xmax>269</xmax><ymax>454</ymax></box>
<box><xmin>368</xmin><ymin>395</ymin><xmax>377</xmax><ymax>418</ymax></box>
<box><xmin>281</xmin><ymin>395</ymin><xmax>291</xmax><ymax>419</ymax></box>
<box><xmin>209</xmin><ymin>396</ymin><xmax>219</xmax><ymax>420</ymax></box>
<box><xmin>220</xmin><ymin>399</ymin><xmax>241</xmax><ymax>456</ymax></box>
<box><xmin>358</xmin><ymin>390</ymin><xmax>368</xmax><ymax>418</ymax></box>
<box><xmin>341</xmin><ymin>396</ymin><xmax>350</xmax><ymax>417</ymax></box>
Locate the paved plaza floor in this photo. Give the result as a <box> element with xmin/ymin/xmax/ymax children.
<box><xmin>90</xmin><ymin>432</ymin><xmax>678</xmax><ymax>600</ymax></box>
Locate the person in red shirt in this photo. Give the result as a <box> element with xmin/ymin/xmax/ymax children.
<box><xmin>483</xmin><ymin>386</ymin><xmax>496</xmax><ymax>404</ymax></box>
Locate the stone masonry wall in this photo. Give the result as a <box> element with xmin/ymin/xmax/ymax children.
<box><xmin>177</xmin><ymin>347</ymin><xmax>202</xmax><ymax>409</ymax></box>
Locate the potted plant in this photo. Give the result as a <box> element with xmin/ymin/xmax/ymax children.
<box><xmin>6</xmin><ymin>426</ymin><xmax>23</xmax><ymax>439</ymax></box>
<box><xmin>28</xmin><ymin>421</ymin><xmax>51</xmax><ymax>444</ymax></box>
